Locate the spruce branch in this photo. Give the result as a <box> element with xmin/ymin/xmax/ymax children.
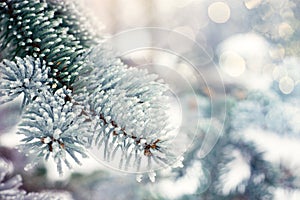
<box><xmin>72</xmin><ymin>45</ymin><xmax>177</xmax><ymax>172</ymax></box>
<box><xmin>0</xmin><ymin>56</ymin><xmax>50</xmax><ymax>106</ymax></box>
<box><xmin>47</xmin><ymin>0</ymin><xmax>101</xmax><ymax>48</ymax></box>
<box><xmin>0</xmin><ymin>0</ymin><xmax>179</xmax><ymax>177</ymax></box>
<box><xmin>0</xmin><ymin>0</ymin><xmax>95</xmax><ymax>88</ymax></box>
<box><xmin>18</xmin><ymin>87</ymin><xmax>90</xmax><ymax>174</ymax></box>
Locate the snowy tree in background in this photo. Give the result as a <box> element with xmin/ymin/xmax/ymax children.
<box><xmin>0</xmin><ymin>157</ymin><xmax>73</xmax><ymax>199</ymax></box>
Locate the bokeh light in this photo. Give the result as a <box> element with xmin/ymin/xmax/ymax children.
<box><xmin>208</xmin><ymin>2</ymin><xmax>231</xmax><ymax>23</ymax></box>
<box><xmin>279</xmin><ymin>76</ymin><xmax>295</xmax><ymax>94</ymax></box>
<box><xmin>219</xmin><ymin>51</ymin><xmax>246</xmax><ymax>77</ymax></box>
<box><xmin>244</xmin><ymin>0</ymin><xmax>262</xmax><ymax>10</ymax></box>
<box><xmin>278</xmin><ymin>22</ymin><xmax>294</xmax><ymax>39</ymax></box>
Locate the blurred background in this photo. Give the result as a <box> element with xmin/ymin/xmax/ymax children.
<box><xmin>1</xmin><ymin>0</ymin><xmax>300</xmax><ymax>199</ymax></box>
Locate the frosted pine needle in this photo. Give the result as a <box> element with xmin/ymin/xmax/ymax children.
<box><xmin>18</xmin><ymin>88</ymin><xmax>90</xmax><ymax>175</ymax></box>
<box><xmin>73</xmin><ymin>45</ymin><xmax>178</xmax><ymax>173</ymax></box>
<box><xmin>0</xmin><ymin>56</ymin><xmax>50</xmax><ymax>106</ymax></box>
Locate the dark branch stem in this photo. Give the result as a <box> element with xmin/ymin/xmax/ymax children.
<box><xmin>75</xmin><ymin>97</ymin><xmax>161</xmax><ymax>156</ymax></box>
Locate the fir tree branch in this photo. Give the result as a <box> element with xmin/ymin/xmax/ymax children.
<box><xmin>71</xmin><ymin>45</ymin><xmax>176</xmax><ymax>172</ymax></box>
<box><xmin>0</xmin><ymin>0</ymin><xmax>179</xmax><ymax>177</ymax></box>
<box><xmin>0</xmin><ymin>56</ymin><xmax>50</xmax><ymax>106</ymax></box>
<box><xmin>0</xmin><ymin>0</ymin><xmax>95</xmax><ymax>88</ymax></box>
<box><xmin>18</xmin><ymin>87</ymin><xmax>90</xmax><ymax>174</ymax></box>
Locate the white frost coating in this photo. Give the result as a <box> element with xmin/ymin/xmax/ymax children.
<box><xmin>0</xmin><ymin>56</ymin><xmax>51</xmax><ymax>106</ymax></box>
<box><xmin>73</xmin><ymin>44</ymin><xmax>179</xmax><ymax>175</ymax></box>
<box><xmin>218</xmin><ymin>149</ymin><xmax>251</xmax><ymax>195</ymax></box>
<box><xmin>136</xmin><ymin>174</ymin><xmax>143</xmax><ymax>182</ymax></box>
<box><xmin>0</xmin><ymin>157</ymin><xmax>74</xmax><ymax>199</ymax></box>
<box><xmin>148</xmin><ymin>171</ymin><xmax>156</xmax><ymax>182</ymax></box>
<box><xmin>18</xmin><ymin>88</ymin><xmax>90</xmax><ymax>175</ymax></box>
<box><xmin>53</xmin><ymin>129</ymin><xmax>62</xmax><ymax>140</ymax></box>
<box><xmin>231</xmin><ymin>91</ymin><xmax>300</xmax><ymax>136</ymax></box>
<box><xmin>0</xmin><ymin>158</ymin><xmax>26</xmax><ymax>199</ymax></box>
<box><xmin>43</xmin><ymin>137</ymin><xmax>52</xmax><ymax>144</ymax></box>
<box><xmin>172</xmin><ymin>156</ymin><xmax>184</xmax><ymax>168</ymax></box>
<box><xmin>153</xmin><ymin>161</ymin><xmax>205</xmax><ymax>199</ymax></box>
